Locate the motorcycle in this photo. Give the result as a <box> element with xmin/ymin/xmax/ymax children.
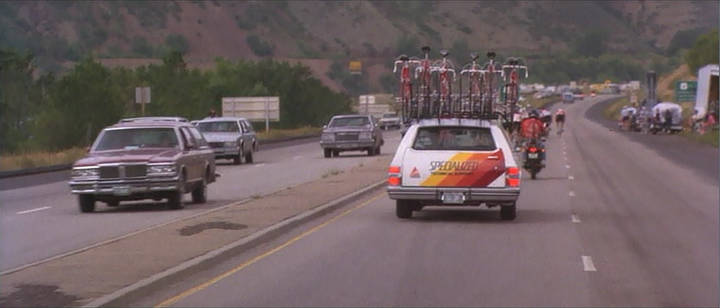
<box><xmin>523</xmin><ymin>139</ymin><xmax>545</xmax><ymax>179</ymax></box>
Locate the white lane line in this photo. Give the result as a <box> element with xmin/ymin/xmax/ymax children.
<box><xmin>571</xmin><ymin>214</ymin><xmax>581</xmax><ymax>223</ymax></box>
<box><xmin>566</xmin><ymin>164</ymin><xmax>571</xmax><ymax>169</ymax></box>
<box><xmin>17</xmin><ymin>206</ymin><xmax>52</xmax><ymax>215</ymax></box>
<box><xmin>255</xmin><ymin>163</ymin><xmax>266</xmax><ymax>167</ymax></box>
<box><xmin>569</xmin><ymin>191</ymin><xmax>576</xmax><ymax>197</ymax></box>
<box><xmin>292</xmin><ymin>155</ymin><xmax>303</xmax><ymax>160</ymax></box>
<box><xmin>582</xmin><ymin>256</ymin><xmax>597</xmax><ymax>271</ymax></box>
<box><xmin>568</xmin><ymin>175</ymin><xmax>575</xmax><ymax>180</ymax></box>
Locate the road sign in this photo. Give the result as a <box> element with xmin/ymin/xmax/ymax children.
<box><xmin>675</xmin><ymin>81</ymin><xmax>697</xmax><ymax>102</ymax></box>
<box><xmin>135</xmin><ymin>87</ymin><xmax>151</xmax><ymax>115</ymax></box>
<box><xmin>222</xmin><ymin>97</ymin><xmax>280</xmax><ymax>132</ymax></box>
<box><xmin>349</xmin><ymin>61</ymin><xmax>362</xmax><ymax>75</ymax></box>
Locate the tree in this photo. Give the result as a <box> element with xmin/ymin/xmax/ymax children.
<box><xmin>685</xmin><ymin>29</ymin><xmax>719</xmax><ymax>73</ymax></box>
<box><xmin>165</xmin><ymin>34</ymin><xmax>189</xmax><ymax>54</ymax></box>
<box><xmin>573</xmin><ymin>31</ymin><xmax>607</xmax><ymax>58</ymax></box>
<box><xmin>0</xmin><ymin>49</ymin><xmax>38</xmax><ymax>152</ymax></box>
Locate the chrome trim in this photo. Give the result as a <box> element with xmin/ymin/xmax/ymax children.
<box><xmin>387</xmin><ymin>186</ymin><xmax>520</xmax><ymax>202</ymax></box>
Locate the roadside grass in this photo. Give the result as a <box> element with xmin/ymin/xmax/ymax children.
<box><xmin>680</xmin><ymin>129</ymin><xmax>719</xmax><ymax>147</ymax></box>
<box><xmin>0</xmin><ymin>147</ymin><xmax>86</xmax><ymax>172</ymax></box>
<box><xmin>256</xmin><ymin>126</ymin><xmax>322</xmax><ymax>140</ymax></box>
<box><xmin>603</xmin><ymin>96</ymin><xmax>629</xmax><ymax>121</ymax></box>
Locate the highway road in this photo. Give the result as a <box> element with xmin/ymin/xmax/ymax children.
<box><xmin>0</xmin><ymin>133</ymin><xmax>403</xmax><ymax>273</ymax></box>
<box><xmin>130</xmin><ymin>96</ymin><xmax>718</xmax><ymax>307</ymax></box>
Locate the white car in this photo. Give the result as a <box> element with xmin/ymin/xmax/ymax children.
<box><xmin>387</xmin><ymin>118</ymin><xmax>521</xmax><ymax>220</ymax></box>
<box><xmin>378</xmin><ymin>112</ymin><xmax>402</xmax><ymax>129</ymax></box>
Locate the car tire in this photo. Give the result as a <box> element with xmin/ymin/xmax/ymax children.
<box><xmin>245</xmin><ymin>149</ymin><xmax>253</xmax><ymax>164</ymax></box>
<box><xmin>191</xmin><ymin>175</ymin><xmax>207</xmax><ymax>204</ymax></box>
<box><xmin>332</xmin><ymin>150</ymin><xmax>339</xmax><ymax>157</ymax></box>
<box><xmin>375</xmin><ymin>145</ymin><xmax>381</xmax><ymax>155</ymax></box>
<box><xmin>396</xmin><ymin>200</ymin><xmax>413</xmax><ymax>219</ymax></box>
<box><xmin>324</xmin><ymin>149</ymin><xmax>331</xmax><ymax>158</ymax></box>
<box><xmin>367</xmin><ymin>147</ymin><xmax>374</xmax><ymax>156</ymax></box>
<box><xmin>233</xmin><ymin>147</ymin><xmax>242</xmax><ymax>165</ymax></box>
<box><xmin>79</xmin><ymin>194</ymin><xmax>95</xmax><ymax>213</ymax></box>
<box><xmin>500</xmin><ymin>203</ymin><xmax>516</xmax><ymax>220</ymax></box>
<box><xmin>106</xmin><ymin>200</ymin><xmax>119</xmax><ymax>207</ymax></box>
<box><xmin>167</xmin><ymin>173</ymin><xmax>185</xmax><ymax>210</ymax></box>
<box><xmin>531</xmin><ymin>170</ymin><xmax>537</xmax><ymax>179</ymax></box>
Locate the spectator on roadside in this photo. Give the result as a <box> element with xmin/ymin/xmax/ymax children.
<box><xmin>208</xmin><ymin>108</ymin><xmax>217</xmax><ymax>118</ymax></box>
<box><xmin>663</xmin><ymin>109</ymin><xmax>672</xmax><ymax>133</ymax></box>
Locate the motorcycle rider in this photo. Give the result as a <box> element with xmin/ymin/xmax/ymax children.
<box><xmin>519</xmin><ymin>110</ymin><xmax>546</xmax><ymax>166</ymax></box>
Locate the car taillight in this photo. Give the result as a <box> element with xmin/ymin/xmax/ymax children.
<box><xmin>529</xmin><ymin>147</ymin><xmax>537</xmax><ymax>153</ymax></box>
<box><xmin>388</xmin><ymin>166</ymin><xmax>401</xmax><ymax>186</ymax></box>
<box><xmin>506</xmin><ymin>167</ymin><xmax>520</xmax><ymax>187</ymax></box>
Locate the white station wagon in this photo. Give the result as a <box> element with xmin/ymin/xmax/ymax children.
<box><xmin>387</xmin><ymin>118</ymin><xmax>521</xmax><ymax>220</ymax></box>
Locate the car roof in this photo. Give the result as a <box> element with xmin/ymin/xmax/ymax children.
<box><xmin>108</xmin><ymin>121</ymin><xmax>192</xmax><ymax>129</ymax></box>
<box><xmin>196</xmin><ymin>116</ymin><xmax>248</xmax><ymax>123</ymax></box>
<box><xmin>415</xmin><ymin>118</ymin><xmax>494</xmax><ymax>128</ymax></box>
<box><xmin>119</xmin><ymin>116</ymin><xmax>188</xmax><ymax>123</ymax></box>
<box><xmin>332</xmin><ymin>114</ymin><xmax>371</xmax><ymax>119</ymax></box>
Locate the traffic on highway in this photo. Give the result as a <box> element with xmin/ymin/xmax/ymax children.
<box><xmin>0</xmin><ymin>2</ymin><xmax>718</xmax><ymax>307</ymax></box>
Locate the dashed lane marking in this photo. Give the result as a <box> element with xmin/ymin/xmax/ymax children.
<box><xmin>255</xmin><ymin>163</ymin><xmax>266</xmax><ymax>167</ymax></box>
<box><xmin>582</xmin><ymin>256</ymin><xmax>597</xmax><ymax>272</ymax></box>
<box><xmin>571</xmin><ymin>214</ymin><xmax>581</xmax><ymax>223</ymax></box>
<box><xmin>17</xmin><ymin>206</ymin><xmax>52</xmax><ymax>215</ymax></box>
<box><xmin>566</xmin><ymin>165</ymin><xmax>571</xmax><ymax>169</ymax></box>
<box><xmin>292</xmin><ymin>155</ymin><xmax>303</xmax><ymax>160</ymax></box>
<box><xmin>569</xmin><ymin>191</ymin><xmax>576</xmax><ymax>197</ymax></box>
<box><xmin>568</xmin><ymin>175</ymin><xmax>575</xmax><ymax>180</ymax></box>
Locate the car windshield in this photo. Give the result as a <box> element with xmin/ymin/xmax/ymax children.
<box><xmin>94</xmin><ymin>128</ymin><xmax>179</xmax><ymax>151</ymax></box>
<box><xmin>197</xmin><ymin>121</ymin><xmax>239</xmax><ymax>133</ymax></box>
<box><xmin>412</xmin><ymin>127</ymin><xmax>496</xmax><ymax>151</ymax></box>
<box><xmin>330</xmin><ymin>117</ymin><xmax>369</xmax><ymax>127</ymax></box>
<box><xmin>383</xmin><ymin>113</ymin><xmax>397</xmax><ymax>118</ymax></box>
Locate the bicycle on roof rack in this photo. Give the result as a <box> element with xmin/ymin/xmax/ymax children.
<box><xmin>393</xmin><ymin>54</ymin><xmax>421</xmax><ymax>125</ymax></box>
<box><xmin>501</xmin><ymin>57</ymin><xmax>528</xmax><ymax>122</ymax></box>
<box><xmin>430</xmin><ymin>49</ymin><xmax>456</xmax><ymax>119</ymax></box>
<box><xmin>481</xmin><ymin>51</ymin><xmax>504</xmax><ymax>118</ymax></box>
<box><xmin>415</xmin><ymin>46</ymin><xmax>432</xmax><ymax>120</ymax></box>
<box><xmin>459</xmin><ymin>52</ymin><xmax>487</xmax><ymax>119</ymax></box>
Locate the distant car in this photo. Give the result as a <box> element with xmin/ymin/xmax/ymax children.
<box><xmin>69</xmin><ymin>121</ymin><xmax>216</xmax><ymax>212</ymax></box>
<box><xmin>562</xmin><ymin>92</ymin><xmax>575</xmax><ymax>104</ymax></box>
<box><xmin>119</xmin><ymin>116</ymin><xmax>189</xmax><ymax>123</ymax></box>
<box><xmin>196</xmin><ymin>117</ymin><xmax>258</xmax><ymax>165</ymax></box>
<box><xmin>320</xmin><ymin>114</ymin><xmax>384</xmax><ymax>157</ymax></box>
<box><xmin>378</xmin><ymin>112</ymin><xmax>401</xmax><ymax>129</ymax></box>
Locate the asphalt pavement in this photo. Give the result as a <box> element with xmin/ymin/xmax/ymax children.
<box><xmin>0</xmin><ymin>133</ymin><xmax>402</xmax><ymax>273</ymax></box>
<box><xmin>128</xmin><ymin>96</ymin><xmax>718</xmax><ymax>307</ymax></box>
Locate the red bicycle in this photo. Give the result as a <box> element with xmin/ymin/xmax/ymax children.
<box><xmin>431</xmin><ymin>50</ymin><xmax>456</xmax><ymax>118</ymax></box>
<box><xmin>502</xmin><ymin>57</ymin><xmax>528</xmax><ymax>117</ymax></box>
<box><xmin>481</xmin><ymin>51</ymin><xmax>503</xmax><ymax>116</ymax></box>
<box><xmin>414</xmin><ymin>46</ymin><xmax>432</xmax><ymax>119</ymax></box>
<box><xmin>393</xmin><ymin>55</ymin><xmax>420</xmax><ymax>124</ymax></box>
<box><xmin>460</xmin><ymin>52</ymin><xmax>484</xmax><ymax>117</ymax></box>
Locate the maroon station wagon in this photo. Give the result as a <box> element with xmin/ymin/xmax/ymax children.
<box><xmin>69</xmin><ymin>120</ymin><xmax>217</xmax><ymax>212</ymax></box>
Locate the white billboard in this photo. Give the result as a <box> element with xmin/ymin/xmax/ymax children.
<box><xmin>222</xmin><ymin>97</ymin><xmax>280</xmax><ymax>121</ymax></box>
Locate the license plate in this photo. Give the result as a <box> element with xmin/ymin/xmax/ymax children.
<box><xmin>528</xmin><ymin>153</ymin><xmax>539</xmax><ymax>159</ymax></box>
<box><xmin>442</xmin><ymin>192</ymin><xmax>465</xmax><ymax>204</ymax></box>
<box><xmin>337</xmin><ymin>144</ymin><xmax>353</xmax><ymax>148</ymax></box>
<box><xmin>113</xmin><ymin>186</ymin><xmax>131</xmax><ymax>196</ymax></box>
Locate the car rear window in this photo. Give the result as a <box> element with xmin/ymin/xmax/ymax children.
<box><xmin>330</xmin><ymin>117</ymin><xmax>369</xmax><ymax>127</ymax></box>
<box><xmin>412</xmin><ymin>127</ymin><xmax>496</xmax><ymax>151</ymax></box>
<box><xmin>197</xmin><ymin>121</ymin><xmax>239</xmax><ymax>133</ymax></box>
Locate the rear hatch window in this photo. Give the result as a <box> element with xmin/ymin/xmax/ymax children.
<box><xmin>412</xmin><ymin>127</ymin><xmax>495</xmax><ymax>151</ymax></box>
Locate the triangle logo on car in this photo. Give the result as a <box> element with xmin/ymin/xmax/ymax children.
<box><xmin>410</xmin><ymin>167</ymin><xmax>420</xmax><ymax>178</ymax></box>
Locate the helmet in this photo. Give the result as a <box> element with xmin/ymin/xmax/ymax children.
<box><xmin>529</xmin><ymin>110</ymin><xmax>540</xmax><ymax>118</ymax></box>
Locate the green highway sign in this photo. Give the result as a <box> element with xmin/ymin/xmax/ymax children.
<box><xmin>675</xmin><ymin>80</ymin><xmax>697</xmax><ymax>102</ymax></box>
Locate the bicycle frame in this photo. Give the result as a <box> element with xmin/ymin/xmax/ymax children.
<box><xmin>430</xmin><ymin>51</ymin><xmax>456</xmax><ymax>118</ymax></box>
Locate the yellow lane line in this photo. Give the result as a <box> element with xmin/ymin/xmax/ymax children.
<box><xmin>155</xmin><ymin>192</ymin><xmax>386</xmax><ymax>307</ymax></box>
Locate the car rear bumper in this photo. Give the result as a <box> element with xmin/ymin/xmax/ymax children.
<box><xmin>211</xmin><ymin>146</ymin><xmax>240</xmax><ymax>157</ymax></box>
<box><xmin>387</xmin><ymin>186</ymin><xmax>520</xmax><ymax>203</ymax></box>
<box><xmin>69</xmin><ymin>178</ymin><xmax>180</xmax><ymax>195</ymax></box>
<box><xmin>321</xmin><ymin>140</ymin><xmax>376</xmax><ymax>150</ymax></box>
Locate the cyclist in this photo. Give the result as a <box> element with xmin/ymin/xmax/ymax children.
<box><xmin>555</xmin><ymin>108</ymin><xmax>566</xmax><ymax>130</ymax></box>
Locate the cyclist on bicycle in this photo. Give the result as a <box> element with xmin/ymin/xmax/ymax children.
<box><xmin>555</xmin><ymin>108</ymin><xmax>566</xmax><ymax>130</ymax></box>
